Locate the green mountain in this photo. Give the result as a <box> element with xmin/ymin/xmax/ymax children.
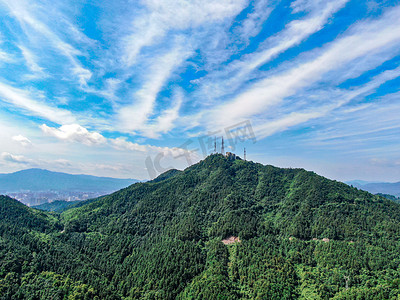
<box><xmin>376</xmin><ymin>193</ymin><xmax>400</xmax><ymax>203</ymax></box>
<box><xmin>1</xmin><ymin>154</ymin><xmax>400</xmax><ymax>299</ymax></box>
<box><xmin>32</xmin><ymin>200</ymin><xmax>82</xmax><ymax>212</ymax></box>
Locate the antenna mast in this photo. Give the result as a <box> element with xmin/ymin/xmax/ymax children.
<box><xmin>214</xmin><ymin>136</ymin><xmax>217</xmax><ymax>153</ymax></box>
<box><xmin>244</xmin><ymin>148</ymin><xmax>246</xmax><ymax>161</ymax></box>
<box><xmin>221</xmin><ymin>137</ymin><xmax>225</xmax><ymax>155</ymax></box>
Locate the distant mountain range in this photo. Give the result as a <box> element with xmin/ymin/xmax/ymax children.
<box><xmin>0</xmin><ymin>168</ymin><xmax>137</xmax><ymax>192</ymax></box>
<box><xmin>346</xmin><ymin>180</ymin><xmax>400</xmax><ymax>197</ymax></box>
<box><xmin>0</xmin><ymin>168</ymin><xmax>138</xmax><ymax>205</ymax></box>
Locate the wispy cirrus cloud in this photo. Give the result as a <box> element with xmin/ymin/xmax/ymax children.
<box><xmin>111</xmin><ymin>0</ymin><xmax>249</xmax><ymax>138</ymax></box>
<box><xmin>202</xmin><ymin>5</ymin><xmax>400</xmax><ymax>133</ymax></box>
<box><xmin>128</xmin><ymin>88</ymin><xmax>185</xmax><ymax>139</ymax></box>
<box><xmin>252</xmin><ymin>64</ymin><xmax>400</xmax><ymax>139</ymax></box>
<box><xmin>0</xmin><ymin>81</ymin><xmax>76</xmax><ymax>123</ymax></box>
<box><xmin>0</xmin><ymin>0</ymin><xmax>93</xmax><ymax>86</ymax></box>
<box><xmin>18</xmin><ymin>45</ymin><xmax>46</xmax><ymax>79</ymax></box>
<box><xmin>307</xmin><ymin>91</ymin><xmax>400</xmax><ymax>150</ymax></box>
<box><xmin>12</xmin><ymin>134</ymin><xmax>32</xmax><ymax>147</ymax></box>
<box><xmin>0</xmin><ymin>50</ymin><xmax>13</xmax><ymax>63</ymax></box>
<box><xmin>117</xmin><ymin>41</ymin><xmax>192</xmax><ymax>136</ymax></box>
<box><xmin>121</xmin><ymin>0</ymin><xmax>247</xmax><ymax>66</ymax></box>
<box><xmin>234</xmin><ymin>0</ymin><xmax>273</xmax><ymax>42</ymax></box>
<box><xmin>0</xmin><ymin>35</ymin><xmax>14</xmax><ymax>63</ymax></box>
<box><xmin>192</xmin><ymin>0</ymin><xmax>349</xmax><ymax>103</ymax></box>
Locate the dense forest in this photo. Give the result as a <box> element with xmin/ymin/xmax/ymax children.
<box><xmin>32</xmin><ymin>200</ymin><xmax>81</xmax><ymax>212</ymax></box>
<box><xmin>1</xmin><ymin>154</ymin><xmax>400</xmax><ymax>299</ymax></box>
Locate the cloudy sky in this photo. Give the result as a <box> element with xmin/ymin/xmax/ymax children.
<box><xmin>0</xmin><ymin>0</ymin><xmax>400</xmax><ymax>181</ymax></box>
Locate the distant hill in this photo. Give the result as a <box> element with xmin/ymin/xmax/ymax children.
<box><xmin>0</xmin><ymin>168</ymin><xmax>138</xmax><ymax>192</ymax></box>
<box><xmin>346</xmin><ymin>180</ymin><xmax>383</xmax><ymax>186</ymax></box>
<box><xmin>0</xmin><ymin>195</ymin><xmax>60</xmax><ymax>231</ymax></box>
<box><xmin>32</xmin><ymin>200</ymin><xmax>82</xmax><ymax>212</ymax></box>
<box><xmin>1</xmin><ymin>154</ymin><xmax>400</xmax><ymax>298</ymax></box>
<box><xmin>376</xmin><ymin>193</ymin><xmax>400</xmax><ymax>202</ymax></box>
<box><xmin>347</xmin><ymin>180</ymin><xmax>400</xmax><ymax>197</ymax></box>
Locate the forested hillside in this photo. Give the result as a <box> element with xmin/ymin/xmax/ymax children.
<box><xmin>32</xmin><ymin>200</ymin><xmax>81</xmax><ymax>212</ymax></box>
<box><xmin>1</xmin><ymin>154</ymin><xmax>400</xmax><ymax>299</ymax></box>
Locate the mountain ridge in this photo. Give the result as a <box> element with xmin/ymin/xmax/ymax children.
<box><xmin>347</xmin><ymin>179</ymin><xmax>400</xmax><ymax>197</ymax></box>
<box><xmin>0</xmin><ymin>168</ymin><xmax>138</xmax><ymax>192</ymax></box>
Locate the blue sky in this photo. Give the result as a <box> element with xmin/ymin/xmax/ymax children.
<box><xmin>0</xmin><ymin>0</ymin><xmax>400</xmax><ymax>181</ymax></box>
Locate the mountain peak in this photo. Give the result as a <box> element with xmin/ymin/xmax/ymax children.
<box><xmin>11</xmin><ymin>168</ymin><xmax>49</xmax><ymax>174</ymax></box>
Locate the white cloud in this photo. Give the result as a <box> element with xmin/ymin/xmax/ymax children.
<box><xmin>72</xmin><ymin>66</ymin><xmax>93</xmax><ymax>87</ymax></box>
<box><xmin>0</xmin><ymin>36</ymin><xmax>14</xmax><ymax>63</ymax></box>
<box><xmin>122</xmin><ymin>0</ymin><xmax>247</xmax><ymax>66</ymax></box>
<box><xmin>117</xmin><ymin>42</ymin><xmax>191</xmax><ymax>135</ymax></box>
<box><xmin>236</xmin><ymin>0</ymin><xmax>273</xmax><ymax>41</ymax></box>
<box><xmin>0</xmin><ymin>50</ymin><xmax>14</xmax><ymax>63</ymax></box>
<box><xmin>1</xmin><ymin>152</ymin><xmax>33</xmax><ymax>164</ymax></box>
<box><xmin>110</xmin><ymin>138</ymin><xmax>147</xmax><ymax>152</ymax></box>
<box><xmin>1</xmin><ymin>0</ymin><xmax>92</xmax><ymax>86</ymax></box>
<box><xmin>110</xmin><ymin>137</ymin><xmax>194</xmax><ymax>158</ymax></box>
<box><xmin>250</xmin><ymin>0</ymin><xmax>349</xmax><ymax>70</ymax></box>
<box><xmin>40</xmin><ymin>123</ymin><xmax>194</xmax><ymax>159</ymax></box>
<box><xmin>12</xmin><ymin>135</ymin><xmax>32</xmax><ymax>147</ymax></box>
<box><xmin>205</xmin><ymin>6</ymin><xmax>400</xmax><ymax>129</ymax></box>
<box><xmin>18</xmin><ymin>45</ymin><xmax>44</xmax><ymax>75</ymax></box>
<box><xmin>153</xmin><ymin>91</ymin><xmax>183</xmax><ymax>133</ymax></box>
<box><xmin>192</xmin><ymin>0</ymin><xmax>349</xmax><ymax>102</ymax></box>
<box><xmin>54</xmin><ymin>158</ymin><xmax>72</xmax><ymax>167</ymax></box>
<box><xmin>139</xmin><ymin>89</ymin><xmax>184</xmax><ymax>139</ymax></box>
<box><xmin>308</xmin><ymin>91</ymin><xmax>400</xmax><ymax>147</ymax></box>
<box><xmin>254</xmin><ymin>111</ymin><xmax>325</xmax><ymax>139</ymax></box>
<box><xmin>0</xmin><ymin>81</ymin><xmax>76</xmax><ymax>124</ymax></box>
<box><xmin>253</xmin><ymin>64</ymin><xmax>400</xmax><ymax>139</ymax></box>
<box><xmin>40</xmin><ymin>124</ymin><xmax>107</xmax><ymax>146</ymax></box>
